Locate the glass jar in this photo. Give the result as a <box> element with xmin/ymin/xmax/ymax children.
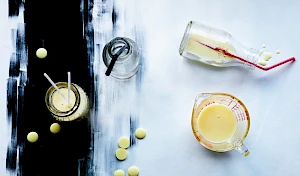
<box><xmin>103</xmin><ymin>37</ymin><xmax>140</xmax><ymax>79</ymax></box>
<box><xmin>45</xmin><ymin>82</ymin><xmax>89</xmax><ymax>121</ymax></box>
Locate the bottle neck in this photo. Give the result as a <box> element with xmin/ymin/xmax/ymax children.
<box><xmin>234</xmin><ymin>48</ymin><xmax>259</xmax><ymax>71</ymax></box>
<box><xmin>103</xmin><ymin>37</ymin><xmax>131</xmax><ymax>65</ymax></box>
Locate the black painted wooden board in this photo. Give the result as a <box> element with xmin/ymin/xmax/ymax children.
<box><xmin>9</xmin><ymin>0</ymin><xmax>94</xmax><ymax>175</ymax></box>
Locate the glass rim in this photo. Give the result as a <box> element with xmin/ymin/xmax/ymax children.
<box><xmin>179</xmin><ymin>21</ymin><xmax>193</xmax><ymax>55</ymax></box>
<box><xmin>107</xmin><ymin>37</ymin><xmax>132</xmax><ymax>64</ymax></box>
<box><xmin>45</xmin><ymin>82</ymin><xmax>81</xmax><ymax>118</ymax></box>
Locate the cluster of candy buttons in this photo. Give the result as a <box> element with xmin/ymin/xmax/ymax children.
<box><xmin>114</xmin><ymin>128</ymin><xmax>147</xmax><ymax>176</ymax></box>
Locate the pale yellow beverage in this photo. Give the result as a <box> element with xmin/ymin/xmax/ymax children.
<box><xmin>45</xmin><ymin>82</ymin><xmax>90</xmax><ymax>121</ymax></box>
<box><xmin>198</xmin><ymin>104</ymin><xmax>237</xmax><ymax>143</ymax></box>
<box><xmin>186</xmin><ymin>33</ymin><xmax>236</xmax><ymax>62</ymax></box>
<box><xmin>52</xmin><ymin>88</ymin><xmax>76</xmax><ymax>112</ymax></box>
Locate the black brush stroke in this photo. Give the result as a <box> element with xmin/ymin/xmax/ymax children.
<box><xmin>9</xmin><ymin>51</ymin><xmax>20</xmax><ymax>78</ymax></box>
<box><xmin>23</xmin><ymin>0</ymin><xmax>93</xmax><ymax>173</ymax></box>
<box><xmin>6</xmin><ymin>77</ymin><xmax>18</xmax><ymax>172</ymax></box>
<box><xmin>6</xmin><ymin>23</ymin><xmax>27</xmax><ymax>174</ymax></box>
<box><xmin>17</xmin><ymin>81</ymin><xmax>26</xmax><ymax>175</ymax></box>
<box><xmin>112</xmin><ymin>6</ymin><xmax>117</xmax><ymax>27</ymax></box>
<box><xmin>16</xmin><ymin>25</ymin><xmax>28</xmax><ymax>176</ymax></box>
<box><xmin>8</xmin><ymin>0</ymin><xmax>23</xmax><ymax>17</ymax></box>
<box><xmin>130</xmin><ymin>115</ymin><xmax>138</xmax><ymax>146</ymax></box>
<box><xmin>5</xmin><ymin>0</ymin><xmax>95</xmax><ymax>175</ymax></box>
<box><xmin>79</xmin><ymin>0</ymin><xmax>95</xmax><ymax>175</ymax></box>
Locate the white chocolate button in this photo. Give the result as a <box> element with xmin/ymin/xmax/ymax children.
<box><xmin>114</xmin><ymin>169</ymin><xmax>125</xmax><ymax>176</ymax></box>
<box><xmin>50</xmin><ymin>123</ymin><xmax>61</xmax><ymax>134</ymax></box>
<box><xmin>116</xmin><ymin>148</ymin><xmax>127</xmax><ymax>161</ymax></box>
<box><xmin>36</xmin><ymin>48</ymin><xmax>47</xmax><ymax>59</ymax></box>
<box><xmin>264</xmin><ymin>52</ymin><xmax>272</xmax><ymax>61</ymax></box>
<box><xmin>128</xmin><ymin>166</ymin><xmax>139</xmax><ymax>176</ymax></box>
<box><xmin>135</xmin><ymin>128</ymin><xmax>146</xmax><ymax>139</ymax></box>
<box><xmin>27</xmin><ymin>132</ymin><xmax>39</xmax><ymax>143</ymax></box>
<box><xmin>276</xmin><ymin>50</ymin><xmax>280</xmax><ymax>54</ymax></box>
<box><xmin>258</xmin><ymin>60</ymin><xmax>267</xmax><ymax>66</ymax></box>
<box><xmin>118</xmin><ymin>137</ymin><xmax>130</xmax><ymax>149</ymax></box>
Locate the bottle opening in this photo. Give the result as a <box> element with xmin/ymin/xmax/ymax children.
<box><xmin>179</xmin><ymin>21</ymin><xmax>193</xmax><ymax>55</ymax></box>
<box><xmin>45</xmin><ymin>82</ymin><xmax>80</xmax><ymax>118</ymax></box>
<box><xmin>108</xmin><ymin>38</ymin><xmax>130</xmax><ymax>62</ymax></box>
<box><xmin>102</xmin><ymin>37</ymin><xmax>140</xmax><ymax>79</ymax></box>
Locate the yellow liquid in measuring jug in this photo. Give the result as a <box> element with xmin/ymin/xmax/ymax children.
<box><xmin>186</xmin><ymin>33</ymin><xmax>236</xmax><ymax>62</ymax></box>
<box><xmin>198</xmin><ymin>104</ymin><xmax>237</xmax><ymax>143</ymax></box>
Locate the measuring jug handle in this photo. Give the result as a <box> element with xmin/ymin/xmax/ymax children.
<box><xmin>234</xmin><ymin>140</ymin><xmax>250</xmax><ymax>157</ymax></box>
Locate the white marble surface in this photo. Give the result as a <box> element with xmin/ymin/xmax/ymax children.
<box><xmin>134</xmin><ymin>0</ymin><xmax>300</xmax><ymax>175</ymax></box>
<box><xmin>1</xmin><ymin>0</ymin><xmax>300</xmax><ymax>175</ymax></box>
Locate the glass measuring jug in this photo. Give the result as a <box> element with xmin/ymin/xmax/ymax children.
<box><xmin>179</xmin><ymin>21</ymin><xmax>295</xmax><ymax>71</ymax></box>
<box><xmin>191</xmin><ymin>93</ymin><xmax>250</xmax><ymax>156</ymax></box>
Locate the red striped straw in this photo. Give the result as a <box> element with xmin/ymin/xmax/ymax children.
<box><xmin>196</xmin><ymin>41</ymin><xmax>296</xmax><ymax>71</ymax></box>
